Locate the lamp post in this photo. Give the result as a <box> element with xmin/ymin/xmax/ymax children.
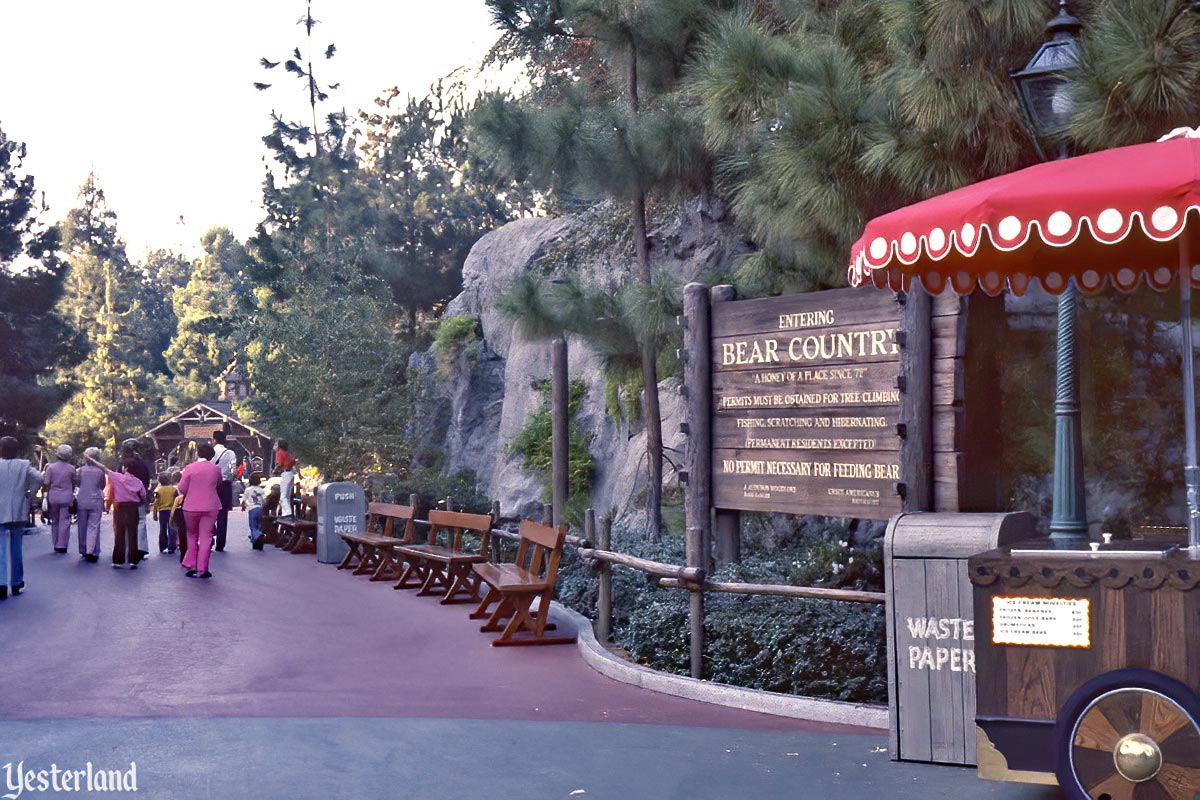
<box><xmin>1011</xmin><ymin>1</ymin><xmax>1089</xmax><ymax>545</ymax></box>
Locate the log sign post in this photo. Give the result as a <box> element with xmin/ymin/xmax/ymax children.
<box><xmin>709</xmin><ymin>286</ymin><xmax>905</xmax><ymax>521</ymax></box>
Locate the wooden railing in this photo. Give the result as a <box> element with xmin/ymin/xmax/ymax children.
<box><xmin>410</xmin><ymin>496</ymin><xmax>884</xmax><ymax>680</ymax></box>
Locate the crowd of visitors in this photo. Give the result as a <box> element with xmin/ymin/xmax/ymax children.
<box><xmin>0</xmin><ymin>433</ymin><xmax>300</xmax><ymax>598</ymax></box>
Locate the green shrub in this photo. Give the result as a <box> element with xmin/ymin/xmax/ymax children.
<box><xmin>433</xmin><ymin>315</ymin><xmax>480</xmax><ymax>357</ymax></box>
<box><xmin>554</xmin><ymin>520</ymin><xmax>887</xmax><ymax>704</ymax></box>
<box><xmin>374</xmin><ymin>466</ymin><xmax>491</xmax><ymax>515</ymax></box>
<box><xmin>508</xmin><ymin>379</ymin><xmax>595</xmax><ymax>522</ymax></box>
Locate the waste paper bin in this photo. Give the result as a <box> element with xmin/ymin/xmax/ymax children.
<box><xmin>883</xmin><ymin>511</ymin><xmax>1039</xmax><ymax>765</ymax></box>
<box><xmin>315</xmin><ymin>482</ymin><xmax>364</xmax><ymax>565</ymax></box>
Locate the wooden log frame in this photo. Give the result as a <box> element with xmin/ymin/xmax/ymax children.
<box><xmin>575</xmin><ymin>546</ymin><xmax>705</xmax><ymax>583</ymax></box>
<box><xmin>391</xmin><ymin>510</ymin><xmax>494</xmax><ymax>604</ymax></box>
<box><xmin>658</xmin><ymin>577</ymin><xmax>885</xmax><ymax>604</ymax></box>
<box><xmin>469</xmin><ymin>519</ymin><xmax>575</xmax><ymax>646</ymax></box>
<box><xmin>336</xmin><ymin>502</ymin><xmax>416</xmax><ymax>578</ymax></box>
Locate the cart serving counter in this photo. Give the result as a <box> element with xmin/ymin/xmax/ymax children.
<box><xmin>970</xmin><ymin>539</ymin><xmax>1200</xmax><ymax>794</ymax></box>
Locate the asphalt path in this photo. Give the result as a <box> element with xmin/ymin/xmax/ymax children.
<box><xmin>0</xmin><ymin>514</ymin><xmax>1063</xmax><ymax>799</ymax></box>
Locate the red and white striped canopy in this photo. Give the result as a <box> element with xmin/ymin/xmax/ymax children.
<box><xmin>849</xmin><ymin>133</ymin><xmax>1200</xmax><ymax>296</ymax></box>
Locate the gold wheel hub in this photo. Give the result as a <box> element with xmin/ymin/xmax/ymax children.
<box><xmin>1113</xmin><ymin>732</ymin><xmax>1163</xmax><ymax>783</ymax></box>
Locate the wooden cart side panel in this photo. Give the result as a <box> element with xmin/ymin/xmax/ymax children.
<box><xmin>958</xmin><ymin>564</ymin><xmax>979</xmax><ymax>766</ymax></box>
<box><xmin>1151</xmin><ymin>588</ymin><xmax>1187</xmax><ymax>680</ymax></box>
<box><xmin>973</xmin><ymin>577</ymin><xmax>1008</xmax><ymax>718</ymax></box>
<box><xmin>975</xmin><ymin>580</ymin><xmax>1200</xmax><ymax>723</ymax></box>
<box><xmin>1098</xmin><ymin>586</ymin><xmax>1128</xmax><ymax>675</ymax></box>
<box><xmin>1002</xmin><ymin>583</ymin><xmax>1058</xmax><ymax>719</ymax></box>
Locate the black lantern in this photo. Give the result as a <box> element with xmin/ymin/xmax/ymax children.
<box><xmin>1011</xmin><ymin>1</ymin><xmax>1081</xmax><ymax>160</ymax></box>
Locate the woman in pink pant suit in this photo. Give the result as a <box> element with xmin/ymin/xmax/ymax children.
<box><xmin>176</xmin><ymin>443</ymin><xmax>222</xmax><ymax>579</ymax></box>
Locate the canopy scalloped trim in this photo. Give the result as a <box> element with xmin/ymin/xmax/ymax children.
<box><xmin>846</xmin><ymin>134</ymin><xmax>1200</xmax><ymax>297</ymax></box>
<box><xmin>848</xmin><ymin>207</ymin><xmax>1200</xmax><ymax>297</ymax></box>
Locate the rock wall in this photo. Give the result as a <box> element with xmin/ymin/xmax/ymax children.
<box><xmin>424</xmin><ymin>202</ymin><xmax>748</xmax><ymax>522</ymax></box>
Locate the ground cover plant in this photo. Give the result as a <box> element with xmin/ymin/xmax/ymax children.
<box><xmin>555</xmin><ymin>515</ymin><xmax>887</xmax><ymax>704</ymax></box>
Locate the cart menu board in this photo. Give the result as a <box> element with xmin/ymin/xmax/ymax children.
<box><xmin>991</xmin><ymin>596</ymin><xmax>1090</xmax><ymax>648</ymax></box>
<box><xmin>711</xmin><ymin>288</ymin><xmax>903</xmax><ymax>519</ymax></box>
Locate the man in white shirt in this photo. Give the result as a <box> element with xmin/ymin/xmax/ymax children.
<box><xmin>210</xmin><ymin>430</ymin><xmax>238</xmax><ymax>552</ymax></box>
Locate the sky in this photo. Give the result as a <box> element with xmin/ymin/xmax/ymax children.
<box><xmin>0</xmin><ymin>1</ymin><xmax>506</xmax><ymax>260</ymax></box>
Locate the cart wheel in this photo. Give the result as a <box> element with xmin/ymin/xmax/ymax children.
<box><xmin>1062</xmin><ymin>683</ymin><xmax>1200</xmax><ymax>800</ymax></box>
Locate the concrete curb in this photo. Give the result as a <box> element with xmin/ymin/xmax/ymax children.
<box><xmin>553</xmin><ymin>602</ymin><xmax>889</xmax><ymax>730</ymax></box>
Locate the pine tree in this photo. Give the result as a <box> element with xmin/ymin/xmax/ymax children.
<box><xmin>164</xmin><ymin>227</ymin><xmax>250</xmax><ymax>403</ymax></box>
<box><xmin>0</xmin><ymin>124</ymin><xmax>78</xmax><ymax>440</ymax></box>
<box><xmin>687</xmin><ymin>0</ymin><xmax>1200</xmax><ymax>289</ymax></box>
<box><xmin>355</xmin><ymin>80</ymin><xmax>530</xmax><ymax>333</ymax></box>
<box><xmin>45</xmin><ymin>175</ymin><xmax>163</xmax><ymax>451</ymax></box>
<box><xmin>473</xmin><ymin>0</ymin><xmax>717</xmax><ymax>536</ymax></box>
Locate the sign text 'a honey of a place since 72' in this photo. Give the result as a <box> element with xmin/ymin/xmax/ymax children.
<box><xmin>711</xmin><ymin>288</ymin><xmax>902</xmax><ymax>519</ymax></box>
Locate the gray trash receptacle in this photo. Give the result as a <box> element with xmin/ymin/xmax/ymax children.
<box><xmin>315</xmin><ymin>482</ymin><xmax>364</xmax><ymax>564</ymax></box>
<box><xmin>883</xmin><ymin>512</ymin><xmax>1039</xmax><ymax>766</ymax></box>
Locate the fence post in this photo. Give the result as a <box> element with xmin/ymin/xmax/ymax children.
<box><xmin>686</xmin><ymin>525</ymin><xmax>704</xmax><ymax>680</ymax></box>
<box><xmin>710</xmin><ymin>284</ymin><xmax>741</xmax><ymax>565</ymax></box>
<box><xmin>682</xmin><ymin>283</ymin><xmax>714</xmax><ymax>573</ymax></box>
<box><xmin>551</xmin><ymin>337</ymin><xmax>569</xmax><ymax>528</ymax></box>
<box><xmin>491</xmin><ymin>499</ymin><xmax>503</xmax><ymax>560</ymax></box>
<box><xmin>596</xmin><ymin>512</ymin><xmax>612</xmax><ymax>644</ymax></box>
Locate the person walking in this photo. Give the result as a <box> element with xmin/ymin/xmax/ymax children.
<box><xmin>86</xmin><ymin>454</ymin><xmax>146</xmax><ymax>569</ymax></box>
<box><xmin>119</xmin><ymin>440</ymin><xmax>152</xmax><ymax>561</ymax></box>
<box><xmin>151</xmin><ymin>472</ymin><xmax>179</xmax><ymax>554</ymax></box>
<box><xmin>273</xmin><ymin>440</ymin><xmax>297</xmax><ymax>518</ymax></box>
<box><xmin>177</xmin><ymin>443</ymin><xmax>221</xmax><ymax>579</ymax></box>
<box><xmin>241</xmin><ymin>475</ymin><xmax>266</xmax><ymax>550</ymax></box>
<box><xmin>210</xmin><ymin>431</ymin><xmax>237</xmax><ymax>552</ymax></box>
<box><xmin>75</xmin><ymin>447</ymin><xmax>106</xmax><ymax>563</ymax></box>
<box><xmin>43</xmin><ymin>444</ymin><xmax>77</xmax><ymax>554</ymax></box>
<box><xmin>0</xmin><ymin>437</ymin><xmax>42</xmax><ymax>598</ymax></box>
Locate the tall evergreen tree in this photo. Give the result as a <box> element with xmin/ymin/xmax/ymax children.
<box><xmin>686</xmin><ymin>0</ymin><xmax>1200</xmax><ymax>289</ymax></box>
<box><xmin>164</xmin><ymin>227</ymin><xmax>250</xmax><ymax>404</ymax></box>
<box><xmin>356</xmin><ymin>80</ymin><xmax>531</xmax><ymax>332</ymax></box>
<box><xmin>138</xmin><ymin>247</ymin><xmax>194</xmax><ymax>379</ymax></box>
<box><xmin>45</xmin><ymin>174</ymin><xmax>163</xmax><ymax>450</ymax></box>
<box><xmin>0</xmin><ymin>124</ymin><xmax>78</xmax><ymax>440</ymax></box>
<box><xmin>473</xmin><ymin>0</ymin><xmax>717</xmax><ymax>536</ymax></box>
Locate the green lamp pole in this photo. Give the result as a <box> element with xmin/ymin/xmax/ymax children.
<box><xmin>1011</xmin><ymin>1</ymin><xmax>1089</xmax><ymax>544</ymax></box>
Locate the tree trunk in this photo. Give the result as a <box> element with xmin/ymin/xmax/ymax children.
<box><xmin>627</xmin><ymin>40</ymin><xmax>663</xmax><ymax>538</ymax></box>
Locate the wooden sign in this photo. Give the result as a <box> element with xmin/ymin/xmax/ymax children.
<box><xmin>183</xmin><ymin>423</ymin><xmax>221</xmax><ymax>440</ymax></box>
<box><xmin>711</xmin><ymin>288</ymin><xmax>902</xmax><ymax>519</ymax></box>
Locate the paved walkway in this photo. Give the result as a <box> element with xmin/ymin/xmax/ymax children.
<box><xmin>0</xmin><ymin>515</ymin><xmax>1063</xmax><ymax>799</ymax></box>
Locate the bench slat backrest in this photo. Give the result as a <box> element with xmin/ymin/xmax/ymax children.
<box><xmin>514</xmin><ymin>519</ymin><xmax>567</xmax><ymax>585</ymax></box>
<box><xmin>427</xmin><ymin>509</ymin><xmax>493</xmax><ymax>554</ymax></box>
<box><xmin>367</xmin><ymin>502</ymin><xmax>415</xmax><ymax>543</ymax></box>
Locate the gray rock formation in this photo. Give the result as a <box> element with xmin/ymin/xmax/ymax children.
<box><xmin>422</xmin><ymin>201</ymin><xmax>748</xmax><ymax>523</ymax></box>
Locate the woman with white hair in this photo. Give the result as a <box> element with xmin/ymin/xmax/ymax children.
<box><xmin>75</xmin><ymin>447</ymin><xmax>106</xmax><ymax>562</ymax></box>
<box><xmin>43</xmin><ymin>444</ymin><xmax>77</xmax><ymax>554</ymax></box>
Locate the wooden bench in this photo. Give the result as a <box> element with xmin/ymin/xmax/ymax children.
<box><xmin>469</xmin><ymin>519</ymin><xmax>574</xmax><ymax>646</ymax></box>
<box><xmin>392</xmin><ymin>510</ymin><xmax>492</xmax><ymax>603</ymax></box>
<box><xmin>337</xmin><ymin>502</ymin><xmax>416</xmax><ymax>578</ymax></box>
<box><xmin>276</xmin><ymin>497</ymin><xmax>317</xmax><ymax>553</ymax></box>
